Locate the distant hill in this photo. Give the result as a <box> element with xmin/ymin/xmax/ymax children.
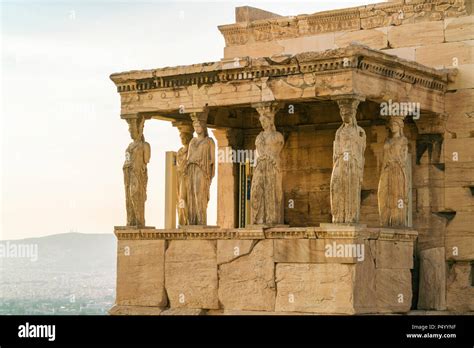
<box><xmin>0</xmin><ymin>232</ymin><xmax>116</xmax><ymax>273</ymax></box>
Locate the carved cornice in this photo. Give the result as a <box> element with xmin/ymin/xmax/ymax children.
<box><xmin>218</xmin><ymin>0</ymin><xmax>468</xmax><ymax>46</ymax></box>
<box><xmin>110</xmin><ymin>45</ymin><xmax>449</xmax><ymax>96</ymax></box>
<box><xmin>264</xmin><ymin>227</ymin><xmax>312</xmax><ymax>239</ymax></box>
<box><xmin>114</xmin><ymin>227</ymin><xmax>266</xmax><ymax>240</ymax></box>
<box><xmin>304</xmin><ymin>8</ymin><xmax>361</xmax><ymax>34</ymax></box>
<box><xmin>114</xmin><ymin>226</ymin><xmax>417</xmax><ymax>241</ymax></box>
<box><xmin>375</xmin><ymin>228</ymin><xmax>419</xmax><ymax>241</ymax></box>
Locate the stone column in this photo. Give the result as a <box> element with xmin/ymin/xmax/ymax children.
<box><xmin>184</xmin><ymin>109</ymin><xmax>215</xmax><ymax>225</ymax></box>
<box><xmin>250</xmin><ymin>101</ymin><xmax>285</xmax><ymax>226</ymax></box>
<box><xmin>378</xmin><ymin>115</ymin><xmax>409</xmax><ymax>227</ymax></box>
<box><xmin>121</xmin><ymin>114</ymin><xmax>151</xmax><ymax>227</ymax></box>
<box><xmin>164</xmin><ymin>151</ymin><xmax>177</xmax><ymax>229</ymax></box>
<box><xmin>172</xmin><ymin>121</ymin><xmax>194</xmax><ymax>227</ymax></box>
<box><xmin>330</xmin><ymin>96</ymin><xmax>366</xmax><ymax>224</ymax></box>
<box><xmin>213</xmin><ymin>128</ymin><xmax>242</xmax><ymax>228</ymax></box>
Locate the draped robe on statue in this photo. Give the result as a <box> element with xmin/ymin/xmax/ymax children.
<box><xmin>330</xmin><ymin>125</ymin><xmax>366</xmax><ymax>223</ymax></box>
<box><xmin>251</xmin><ymin>130</ymin><xmax>284</xmax><ymax>225</ymax></box>
<box><xmin>185</xmin><ymin>136</ymin><xmax>215</xmax><ymax>225</ymax></box>
<box><xmin>123</xmin><ymin>139</ymin><xmax>150</xmax><ymax>226</ymax></box>
<box><xmin>378</xmin><ymin>136</ymin><xmax>408</xmax><ymax>226</ymax></box>
<box><xmin>176</xmin><ymin>146</ymin><xmax>188</xmax><ymax>226</ymax></box>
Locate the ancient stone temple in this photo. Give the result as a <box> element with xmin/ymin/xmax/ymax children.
<box><xmin>109</xmin><ymin>0</ymin><xmax>474</xmax><ymax>315</ymax></box>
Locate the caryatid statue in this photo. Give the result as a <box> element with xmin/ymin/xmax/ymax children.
<box><xmin>378</xmin><ymin>116</ymin><xmax>409</xmax><ymax>227</ymax></box>
<box><xmin>123</xmin><ymin>117</ymin><xmax>151</xmax><ymax>227</ymax></box>
<box><xmin>250</xmin><ymin>102</ymin><xmax>284</xmax><ymax>225</ymax></box>
<box><xmin>330</xmin><ymin>98</ymin><xmax>366</xmax><ymax>223</ymax></box>
<box><xmin>184</xmin><ymin>111</ymin><xmax>215</xmax><ymax>225</ymax></box>
<box><xmin>175</xmin><ymin>123</ymin><xmax>194</xmax><ymax>226</ymax></box>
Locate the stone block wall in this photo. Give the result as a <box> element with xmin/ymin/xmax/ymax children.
<box><xmin>110</xmin><ymin>226</ymin><xmax>416</xmax><ymax>315</ymax></box>
<box><xmin>219</xmin><ymin>1</ymin><xmax>472</xmax><ymax>61</ymax></box>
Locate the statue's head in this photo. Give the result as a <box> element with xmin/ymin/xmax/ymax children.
<box><xmin>254</xmin><ymin>102</ymin><xmax>280</xmax><ymax>132</ymax></box>
<box><xmin>337</xmin><ymin>99</ymin><xmax>360</xmax><ymax>125</ymax></box>
<box><xmin>192</xmin><ymin>120</ymin><xmax>208</xmax><ymax>136</ymax></box>
<box><xmin>128</xmin><ymin>117</ymin><xmax>145</xmax><ymax>141</ymax></box>
<box><xmin>388</xmin><ymin>117</ymin><xmax>404</xmax><ymax>136</ymax></box>
<box><xmin>190</xmin><ymin>110</ymin><xmax>209</xmax><ymax>137</ymax></box>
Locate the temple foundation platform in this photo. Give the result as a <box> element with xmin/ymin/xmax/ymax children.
<box><xmin>109</xmin><ymin>225</ymin><xmax>417</xmax><ymax>315</ymax></box>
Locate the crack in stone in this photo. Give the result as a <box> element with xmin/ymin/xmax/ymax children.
<box><xmin>217</xmin><ymin>239</ymin><xmax>260</xmax><ymax>266</ymax></box>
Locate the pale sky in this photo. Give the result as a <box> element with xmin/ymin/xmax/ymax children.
<box><xmin>1</xmin><ymin>0</ymin><xmax>381</xmax><ymax>240</ymax></box>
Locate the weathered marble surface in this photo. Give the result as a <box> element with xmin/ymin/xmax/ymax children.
<box><xmin>418</xmin><ymin>247</ymin><xmax>446</xmax><ymax>310</ymax></box>
<box><xmin>330</xmin><ymin>98</ymin><xmax>366</xmax><ymax>223</ymax></box>
<box><xmin>165</xmin><ymin>240</ymin><xmax>219</xmax><ymax>309</ymax></box>
<box><xmin>112</xmin><ymin>226</ymin><xmax>416</xmax><ymax>315</ymax></box>
<box><xmin>176</xmin><ymin>123</ymin><xmax>194</xmax><ymax>226</ymax></box>
<box><xmin>184</xmin><ymin>111</ymin><xmax>215</xmax><ymax>225</ymax></box>
<box><xmin>123</xmin><ymin>117</ymin><xmax>150</xmax><ymax>227</ymax></box>
<box><xmin>250</xmin><ymin>102</ymin><xmax>284</xmax><ymax>226</ymax></box>
<box><xmin>378</xmin><ymin>116</ymin><xmax>409</xmax><ymax>227</ymax></box>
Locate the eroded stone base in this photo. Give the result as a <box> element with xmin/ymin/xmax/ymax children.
<box><xmin>111</xmin><ymin>225</ymin><xmax>417</xmax><ymax>315</ymax></box>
